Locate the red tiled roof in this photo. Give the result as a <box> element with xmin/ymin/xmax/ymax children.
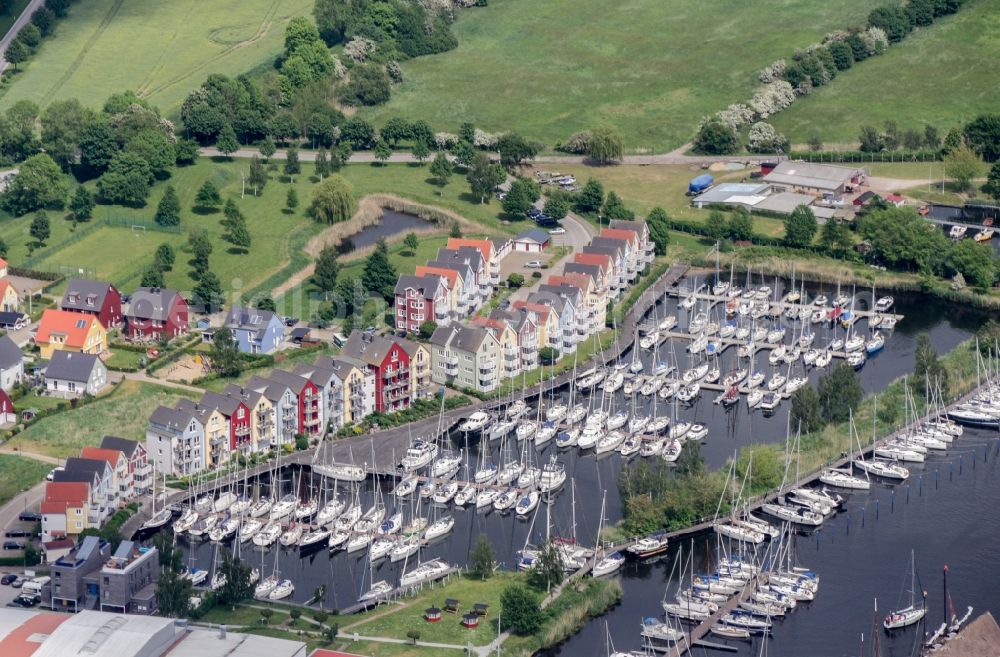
<box><xmin>446</xmin><ymin>238</ymin><xmax>492</xmax><ymax>263</ymax></box>
<box><xmin>43</xmin><ymin>481</ymin><xmax>89</xmax><ymax>508</ymax></box>
<box><xmin>35</xmin><ymin>309</ymin><xmax>103</xmax><ymax>348</ymax></box>
<box><xmin>573</xmin><ymin>252</ymin><xmax>610</xmax><ymax>271</ymax></box>
<box><xmin>80</xmin><ymin>446</ymin><xmax>124</xmax><ymax>467</ymax></box>
<box><xmin>548</xmin><ymin>274</ymin><xmax>592</xmax><ymax>292</ymax></box>
<box><xmin>470</xmin><ymin>316</ymin><xmax>507</xmax><ymax>333</ymax></box>
<box><xmin>600</xmin><ymin>228</ymin><xmax>638</xmax><ymax>245</ymax></box>
<box><xmin>415</xmin><ymin>266</ymin><xmax>459</xmax><ymax>289</ymax></box>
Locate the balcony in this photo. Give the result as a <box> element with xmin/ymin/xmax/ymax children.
<box><xmin>479</xmin><ymin>361</ymin><xmax>497</xmax><ymax>375</ymax></box>
<box><xmin>234</xmin><ymin>424</ymin><xmax>250</xmax><ymax>437</ymax></box>
<box><xmin>444</xmin><ymin>361</ymin><xmax>458</xmax><ymax>376</ymax></box>
<box><xmin>479</xmin><ymin>377</ymin><xmax>497</xmax><ymax>390</ymax></box>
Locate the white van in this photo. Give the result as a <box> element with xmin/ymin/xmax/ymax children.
<box><xmin>21</xmin><ymin>576</ymin><xmax>50</xmax><ymax>595</ymax></box>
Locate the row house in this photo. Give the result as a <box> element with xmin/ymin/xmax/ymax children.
<box><xmin>394</xmin><ymin>274</ymin><xmax>450</xmax><ymax>333</ymax></box>
<box><xmin>342</xmin><ymin>331</ymin><xmax>412</xmax><ymax>413</ymax></box>
<box><xmin>146</xmin><ymin>404</ymin><xmax>207</xmax><ymax>477</ymax></box>
<box><xmin>512</xmin><ymin>301</ymin><xmax>559</xmax><ymax>363</ymax></box>
<box><xmin>447</xmin><ymin>237</ymin><xmax>500</xmax><ymax>286</ymax></box>
<box><xmin>492</xmin><ymin>306</ymin><xmax>540</xmax><ymax>371</ymax></box>
<box><xmin>199</xmin><ymin>391</ymin><xmax>253</xmax><ymax>462</ymax></box>
<box><xmin>549</xmin><ymin>273</ymin><xmax>607</xmax><ymax>335</ymax></box>
<box><xmin>471</xmin><ymin>316</ymin><xmax>521</xmax><ymax>379</ymax></box>
<box><xmin>429</xmin><ymin>324</ymin><xmax>501</xmax><ymax>392</ymax></box>
<box><xmin>316</xmin><ymin>355</ymin><xmax>375</xmax><ymax>429</ymax></box>
<box><xmin>79</xmin><ymin>447</ymin><xmax>130</xmax><ymax>509</ymax></box>
<box><xmin>223</xmin><ymin>306</ymin><xmax>286</xmax><ymax>354</ymax></box>
<box><xmin>52</xmin><ymin>459</ymin><xmax>114</xmax><ymax>526</ymax></box>
<box><xmin>99</xmin><ymin>436</ymin><xmax>151</xmax><ymax>497</ymax></box>
<box><xmin>293</xmin><ymin>360</ymin><xmax>338</xmax><ymax>433</ymax></box>
<box><xmin>435</xmin><ymin>246</ymin><xmax>490</xmax><ymax>308</ymax></box>
<box><xmin>400</xmin><ymin>338</ymin><xmax>433</xmax><ymax>401</ymax></box>
<box><xmin>221</xmin><ymin>384</ymin><xmax>274</xmax><ymax>451</ymax></box>
<box><xmin>40</xmin><ymin>482</ymin><xmax>92</xmax><ymax>542</ymax></box>
<box><xmin>60</xmin><ymin>279</ymin><xmax>123</xmax><ymax>328</ymax></box>
<box><xmin>525</xmin><ymin>292</ymin><xmax>576</xmax><ymax>356</ymax></box>
<box><xmin>415</xmin><ymin>266</ymin><xmax>462</xmax><ymax>321</ymax></box>
<box><xmin>567</xmin><ymin>254</ymin><xmax>615</xmax><ymax>299</ymax></box>
<box><xmin>424</xmin><ymin>256</ymin><xmax>479</xmax><ymax>317</ymax></box>
<box><xmin>609</xmin><ymin>219</ymin><xmax>655</xmax><ymax>267</ymax></box>
<box><xmin>534</xmin><ymin>285</ymin><xmax>583</xmax><ymax>355</ymax></box>
<box><xmin>246</xmin><ymin>375</ymin><xmax>300</xmax><ymax>446</ymax></box>
<box><xmin>601</xmin><ymin>227</ymin><xmax>644</xmax><ymax>282</ymax></box>
<box><xmin>264</xmin><ymin>369</ymin><xmax>324</xmax><ymax>437</ymax></box>
<box><xmin>125</xmin><ymin>287</ymin><xmax>189</xmax><ymax>342</ymax></box>
<box><xmin>583</xmin><ymin>240</ymin><xmax>629</xmax><ymax>295</ymax></box>
<box><xmin>0</xmin><ymin>334</ymin><xmax>24</xmax><ymax>391</ymax></box>
<box><xmin>175</xmin><ymin>399</ymin><xmax>228</xmax><ymax>469</ymax></box>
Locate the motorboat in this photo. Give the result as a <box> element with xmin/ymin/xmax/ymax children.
<box><xmin>399</xmin><ymin>439</ymin><xmax>439</xmax><ymax>472</ymax></box>
<box><xmin>949</xmin><ymin>224</ymin><xmax>968</xmax><ymax>239</ymax></box>
<box><xmin>847</xmin><ymin>351</ymin><xmax>866</xmax><ymax>370</ymax></box>
<box><xmin>459</xmin><ymin>411</ymin><xmax>492</xmax><ymax>433</ymax></box>
<box><xmin>759</xmin><ymin>391</ymin><xmax>780</xmax><ymax>413</ymax></box>
<box><xmin>875</xmin><ymin>296</ymin><xmax>895</xmax><ymax>312</ymax></box>
<box><xmin>688</xmin><ymin>424</ymin><xmax>708</xmax><ymax>441</ymax></box>
<box><xmin>627</xmin><ymin>532</ymin><xmax>669</xmax><ymax>558</ymax></box>
<box><xmin>538</xmin><ymin>457</ymin><xmax>567</xmax><ymax>492</ymax></box>
<box><xmin>252</xmin><ymin>521</ymin><xmax>282</xmax><ymax>547</ymax></box>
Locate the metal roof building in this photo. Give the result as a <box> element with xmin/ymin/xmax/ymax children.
<box><xmin>762</xmin><ymin>161</ymin><xmax>864</xmax><ymax>194</ymax></box>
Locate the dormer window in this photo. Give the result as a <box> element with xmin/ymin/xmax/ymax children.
<box><xmin>86</xmin><ymin>294</ymin><xmax>97</xmax><ymax>307</ymax></box>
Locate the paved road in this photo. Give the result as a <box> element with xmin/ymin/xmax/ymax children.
<box><xmin>200</xmin><ymin>146</ymin><xmax>781</xmax><ymax>167</ymax></box>
<box><xmin>0</xmin><ymin>0</ymin><xmax>46</xmax><ymax>72</ymax></box>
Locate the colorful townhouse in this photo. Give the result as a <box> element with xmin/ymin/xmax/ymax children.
<box><xmin>35</xmin><ymin>309</ymin><xmax>107</xmax><ymax>360</ymax></box>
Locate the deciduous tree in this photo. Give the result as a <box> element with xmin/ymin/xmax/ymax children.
<box><xmin>308</xmin><ymin>175</ymin><xmax>355</xmax><ymax>224</ymax></box>
<box><xmin>818</xmin><ymin>363</ymin><xmax>863</xmax><ymax>423</ymax></box>
<box><xmin>210</xmin><ymin>327</ymin><xmax>241</xmax><ymax>376</ymax></box>
<box><xmin>500</xmin><ymin>583</ymin><xmax>541</xmax><ymax>635</ymax></box>
<box><xmin>943</xmin><ymin>144</ymin><xmax>982</xmax><ymax>192</ymax></box>
<box><xmin>68</xmin><ymin>186</ymin><xmax>94</xmax><ymax>223</ymax></box>
<box><xmin>362</xmin><ymin>238</ymin><xmax>397</xmax><ymax>301</ymax></box>
<box><xmin>194</xmin><ymin>181</ymin><xmax>222</xmax><ymax>212</ymax></box>
<box><xmin>587</xmin><ymin>125</ymin><xmax>624</xmax><ymax>164</ymax></box>
<box><xmin>469</xmin><ymin>534</ymin><xmax>495</xmax><ymax>580</ymax></box>
<box><xmin>784</xmin><ymin>205</ymin><xmax>817</xmax><ymax>247</ymax></box>
<box><xmin>466</xmin><ymin>152</ymin><xmax>505</xmax><ymax>204</ymax></box>
<box><xmin>314</xmin><ymin>245</ymin><xmax>340</xmax><ymax>298</ymax></box>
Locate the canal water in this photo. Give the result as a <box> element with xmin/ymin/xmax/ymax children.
<box><xmin>165</xmin><ymin>277</ymin><xmax>993</xmax><ymax>621</ymax></box>
<box><xmin>546</xmin><ymin>427</ymin><xmax>1000</xmax><ymax>657</ymax></box>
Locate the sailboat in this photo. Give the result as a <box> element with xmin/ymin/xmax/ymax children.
<box><xmin>819</xmin><ymin>411</ymin><xmax>871</xmax><ymax>490</ymax></box>
<box><xmin>139</xmin><ymin>466</ymin><xmax>172</xmax><ymax>533</ymax></box>
<box><xmin>883</xmin><ymin>550</ymin><xmax>927</xmax><ymax>630</ymax></box>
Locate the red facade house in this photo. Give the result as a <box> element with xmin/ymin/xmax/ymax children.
<box><xmin>0</xmin><ymin>389</ymin><xmax>14</xmax><ymax>425</ymax></box>
<box><xmin>60</xmin><ymin>279</ymin><xmax>123</xmax><ymax>328</ymax></box>
<box><xmin>125</xmin><ymin>287</ymin><xmax>189</xmax><ymax>342</ymax></box>
<box><xmin>200</xmin><ymin>391</ymin><xmax>253</xmax><ymax>449</ymax></box>
<box><xmin>264</xmin><ymin>370</ymin><xmax>323</xmax><ymax>435</ymax></box>
<box><xmin>342</xmin><ymin>331</ymin><xmax>411</xmax><ymax>413</ymax></box>
<box><xmin>394</xmin><ymin>274</ymin><xmax>449</xmax><ymax>333</ymax></box>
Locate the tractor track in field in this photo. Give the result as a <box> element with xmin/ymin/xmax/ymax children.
<box><xmin>135</xmin><ymin>0</ymin><xmax>200</xmax><ymax>98</ymax></box>
<box><xmin>41</xmin><ymin>0</ymin><xmax>124</xmax><ymax>106</ymax></box>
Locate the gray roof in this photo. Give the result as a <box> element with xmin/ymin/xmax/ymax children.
<box><xmin>245</xmin><ymin>375</ymin><xmax>292</xmax><ymax>402</ymax></box>
<box><xmin>436</xmin><ymin>247</ymin><xmax>484</xmax><ymax>271</ymax></box>
<box><xmin>149</xmin><ymin>404</ymin><xmax>198</xmax><ymax>430</ymax></box>
<box><xmin>0</xmin><ymin>311</ymin><xmax>27</xmax><ymax>328</ymax></box>
<box><xmin>224</xmin><ymin>306</ymin><xmax>279</xmax><ymax>340</ymax></box>
<box><xmin>490</xmin><ymin>306</ymin><xmax>535</xmax><ymax>333</ymax></box>
<box><xmin>763</xmin><ymin>161</ymin><xmax>861</xmax><ymax>191</ymax></box>
<box><xmin>59</xmin><ymin>457</ymin><xmax>109</xmax><ymax>484</ymax></box>
<box><xmin>514</xmin><ymin>228</ymin><xmax>550</xmax><ymax>245</ymax></box>
<box><xmin>100</xmin><ymin>436</ymin><xmax>140</xmax><ymax>458</ymax></box>
<box><xmin>538</xmin><ymin>283</ymin><xmax>582</xmax><ymax>304</ymax></box>
<box><xmin>581</xmin><ymin>244</ymin><xmax>621</xmax><ymax>261</ymax></box>
<box><xmin>45</xmin><ymin>351</ymin><xmax>102</xmax><ymax>383</ymax></box>
<box><xmin>425</xmin><ymin>260</ymin><xmax>471</xmax><ymax>282</ymax></box>
<box><xmin>394</xmin><ymin>274</ymin><xmax>441</xmax><ymax>300</ymax></box>
<box><xmin>0</xmin><ymin>335</ymin><xmax>22</xmax><ymax>370</ymax></box>
<box><xmin>222</xmin><ymin>383</ymin><xmax>265</xmax><ymax>407</ymax></box>
<box><xmin>430</xmin><ymin>324</ymin><xmax>492</xmax><ymax>353</ymax></box>
<box><xmin>127</xmin><ymin>287</ymin><xmax>181</xmax><ymax>321</ymax></box>
<box><xmin>342</xmin><ymin>331</ymin><xmax>396</xmax><ymax>367</ymax></box>
<box><xmin>199</xmin><ymin>390</ymin><xmax>244</xmax><ymax>416</ymax></box>
<box><xmin>292</xmin><ymin>362</ymin><xmax>335</xmax><ymax>387</ymax></box>
<box><xmin>527</xmin><ymin>291</ymin><xmax>567</xmax><ymax>315</ymax></box>
<box><xmin>589</xmin><ymin>236</ymin><xmax>629</xmax><ymax>254</ymax></box>
<box><xmin>692</xmin><ymin>182</ymin><xmax>771</xmax><ymax>206</ymax></box>
<box><xmin>61</xmin><ymin>279</ymin><xmax>116</xmax><ymax>313</ymax></box>
<box><xmin>564</xmin><ymin>262</ymin><xmax>602</xmax><ymax>282</ymax></box>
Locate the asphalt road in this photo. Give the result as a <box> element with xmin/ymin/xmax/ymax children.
<box><xmin>0</xmin><ymin>0</ymin><xmax>45</xmax><ymax>72</ymax></box>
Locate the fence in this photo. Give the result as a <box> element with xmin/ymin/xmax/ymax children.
<box><xmin>787</xmin><ymin>150</ymin><xmax>941</xmax><ymax>163</ymax></box>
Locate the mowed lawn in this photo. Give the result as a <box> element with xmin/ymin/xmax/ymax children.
<box><xmin>0</xmin><ymin>0</ymin><xmax>311</xmax><ymax>113</ymax></box>
<box><xmin>3</xmin><ymin>159</ymin><xmax>516</xmax><ymax>301</ymax></box>
<box><xmin>363</xmin><ymin>0</ymin><xmax>887</xmax><ymax>152</ymax></box>
<box><xmin>13</xmin><ymin>380</ymin><xmax>198</xmax><ymax>458</ymax></box>
<box><xmin>773</xmin><ymin>0</ymin><xmax>999</xmax><ymax>145</ymax></box>
<box><xmin>0</xmin><ymin>455</ymin><xmax>51</xmax><ymax>506</ymax></box>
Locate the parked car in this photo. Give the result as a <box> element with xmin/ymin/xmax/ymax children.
<box><xmin>12</xmin><ymin>594</ymin><xmax>40</xmax><ymax>607</ymax></box>
<box><xmin>3</xmin><ymin>541</ymin><xmax>25</xmax><ymax>550</ymax></box>
<box><xmin>525</xmin><ymin>260</ymin><xmax>542</xmax><ymax>269</ymax></box>
<box><xmin>5</xmin><ymin>529</ymin><xmax>30</xmax><ymax>538</ymax></box>
<box><xmin>46</xmin><ymin>466</ymin><xmax>65</xmax><ymax>481</ymax></box>
<box><xmin>18</xmin><ymin>512</ymin><xmax>41</xmax><ymax>522</ymax></box>
<box><xmin>526</xmin><ymin>207</ymin><xmax>542</xmax><ymax>218</ymax></box>
<box><xmin>1</xmin><ymin>573</ymin><xmax>16</xmax><ymax>585</ymax></box>
<box><xmin>548</xmin><ymin>227</ymin><xmax>566</xmax><ymax>235</ymax></box>
<box><xmin>10</xmin><ymin>576</ymin><xmax>24</xmax><ymax>588</ymax></box>
<box><xmin>282</xmin><ymin>316</ymin><xmax>299</xmax><ymax>327</ymax></box>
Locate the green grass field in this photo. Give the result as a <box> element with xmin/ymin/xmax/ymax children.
<box><xmin>0</xmin><ymin>455</ymin><xmax>51</xmax><ymax>506</ymax></box>
<box><xmin>0</xmin><ymin>0</ymin><xmax>311</xmax><ymax>114</ymax></box>
<box><xmin>11</xmin><ymin>380</ymin><xmax>198</xmax><ymax>458</ymax></box>
<box><xmin>773</xmin><ymin>0</ymin><xmax>999</xmax><ymax>145</ymax></box>
<box><xmin>363</xmin><ymin>0</ymin><xmax>886</xmax><ymax>152</ymax></box>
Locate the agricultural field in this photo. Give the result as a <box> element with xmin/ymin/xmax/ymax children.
<box><xmin>0</xmin><ymin>0</ymin><xmax>311</xmax><ymax>114</ymax></box>
<box><xmin>773</xmin><ymin>0</ymin><xmax>998</xmax><ymax>145</ymax></box>
<box><xmin>10</xmin><ymin>380</ymin><xmax>198</xmax><ymax>458</ymax></box>
<box><xmin>363</xmin><ymin>0</ymin><xmax>888</xmax><ymax>152</ymax></box>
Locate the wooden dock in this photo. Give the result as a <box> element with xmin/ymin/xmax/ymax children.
<box><xmin>672</xmin><ymin>574</ymin><xmax>768</xmax><ymax>655</ymax></box>
<box><xmin>669</xmin><ymin>289</ymin><xmax>904</xmax><ymax>325</ymax></box>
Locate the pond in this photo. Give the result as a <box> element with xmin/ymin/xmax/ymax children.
<box><xmin>342</xmin><ymin>210</ymin><xmax>431</xmax><ymax>250</ymax></box>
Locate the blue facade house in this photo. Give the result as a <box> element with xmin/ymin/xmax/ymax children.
<box><xmin>223</xmin><ymin>307</ymin><xmax>285</xmax><ymax>354</ymax></box>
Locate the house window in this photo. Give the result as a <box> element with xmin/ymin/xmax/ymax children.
<box><xmin>391</xmin><ymin>350</ymin><xmax>398</xmax><ymax>362</ymax></box>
